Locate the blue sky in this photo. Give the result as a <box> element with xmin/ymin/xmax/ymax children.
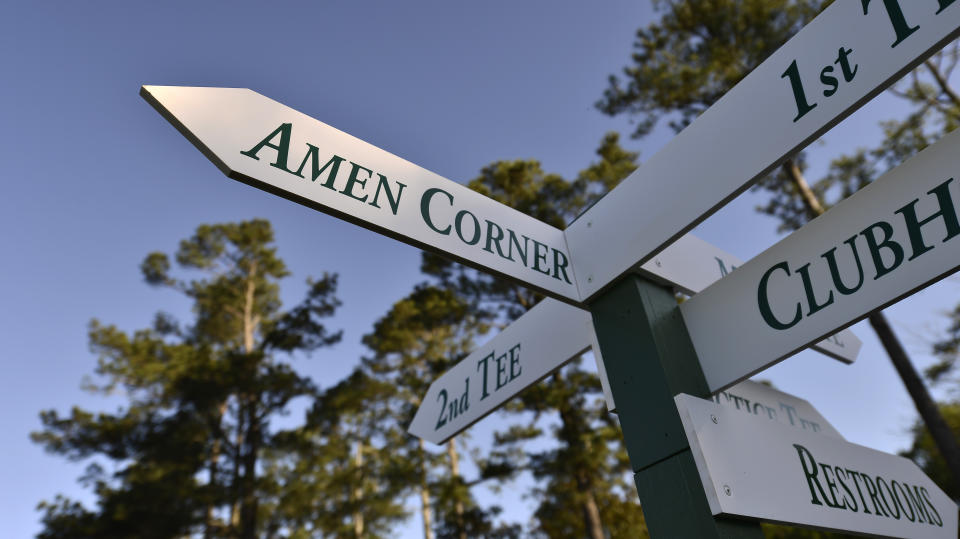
<box><xmin>2</xmin><ymin>1</ymin><xmax>959</xmax><ymax>537</ymax></box>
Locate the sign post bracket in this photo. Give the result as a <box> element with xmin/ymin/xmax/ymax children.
<box><xmin>590</xmin><ymin>275</ymin><xmax>762</xmax><ymax>538</ymax></box>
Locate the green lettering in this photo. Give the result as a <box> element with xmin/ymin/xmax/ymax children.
<box><xmin>477</xmin><ymin>351</ymin><xmax>493</xmax><ymax>401</ymax></box>
<box><xmin>834</xmin><ymin>467</ymin><xmax>859</xmax><ymax>512</ymax></box>
<box><xmin>369</xmin><ymin>174</ymin><xmax>407</xmax><ymax>215</ymax></box>
<box><xmin>552</xmin><ymin>249</ymin><xmax>573</xmax><ymax>284</ymax></box>
<box><xmin>782</xmin><ymin>60</ymin><xmax>817</xmax><ymax>122</ymax></box>
<box><xmin>240</xmin><ymin>123</ymin><xmax>296</xmax><ymax>173</ymax></box>
<box><xmin>846</xmin><ymin>469</ymin><xmax>872</xmax><ymax>514</ymax></box>
<box><xmin>758</xmin><ymin>262</ymin><xmax>802</xmax><ymax>330</ymax></box>
<box><xmin>861</xmin><ymin>474</ymin><xmax>890</xmax><ymax>517</ymax></box>
<box><xmin>819</xmin><ymin>463</ymin><xmax>844</xmax><ymax>508</ymax></box>
<box><xmin>483</xmin><ymin>220</ymin><xmax>507</xmax><ymax>258</ymax></box>
<box><xmin>292</xmin><ymin>145</ymin><xmax>345</xmax><ymax>190</ymax></box>
<box><xmin>876</xmin><ymin>478</ymin><xmax>901</xmax><ymax>519</ymax></box>
<box><xmin>421</xmin><ymin>188</ymin><xmax>453</xmax><ymax>235</ymax></box>
<box><xmin>341</xmin><ymin>162</ymin><xmax>372</xmax><ymax>203</ymax></box>
<box><xmin>894</xmin><ymin>178</ymin><xmax>960</xmax><ymax>261</ymax></box>
<box><xmin>891</xmin><ymin>481</ymin><xmax>916</xmax><ymax>522</ymax></box>
<box><xmin>455</xmin><ymin>210</ymin><xmax>481</xmax><ymax>245</ymax></box>
<box><xmin>905</xmin><ymin>485</ymin><xmax>929</xmax><ymax>524</ymax></box>
<box><xmin>822</xmin><ymin>236</ymin><xmax>865</xmax><ymax>295</ymax></box>
<box><xmin>509</xmin><ymin>343</ymin><xmax>521</xmax><ymax>381</ymax></box>
<box><xmin>793</xmin><ymin>444</ymin><xmax>829</xmax><ymax>506</ymax></box>
<box><xmin>796</xmin><ymin>262</ymin><xmax>835</xmax><ymax>317</ymax></box>
<box><xmin>495</xmin><ymin>352</ymin><xmax>508</xmax><ymax>390</ymax></box>
<box><xmin>920</xmin><ymin>487</ymin><xmax>944</xmax><ymax>526</ymax></box>
<box><xmin>836</xmin><ymin>47</ymin><xmax>858</xmax><ymax>82</ymax></box>
<box><xmin>860</xmin><ymin>221</ymin><xmax>905</xmax><ymax>280</ymax></box>
<box><xmin>861</xmin><ymin>0</ymin><xmax>919</xmax><ymax>48</ymax></box>
<box><xmin>507</xmin><ymin>230</ymin><xmax>529</xmax><ymax>266</ymax></box>
<box><xmin>532</xmin><ymin>240</ymin><xmax>551</xmax><ymax>275</ymax></box>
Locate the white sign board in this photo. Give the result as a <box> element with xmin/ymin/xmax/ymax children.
<box><xmin>682</xmin><ymin>126</ymin><xmax>960</xmax><ymax>392</ymax></box>
<box><xmin>676</xmin><ymin>394</ymin><xmax>958</xmax><ymax>538</ymax></box>
<box><xmin>566</xmin><ymin>1</ymin><xmax>960</xmax><ymax>301</ymax></box>
<box><xmin>637</xmin><ymin>236</ymin><xmax>861</xmax><ymax>364</ymax></box>
<box><xmin>141</xmin><ymin>86</ymin><xmax>581</xmax><ymax>303</ymax></box>
<box><xmin>408</xmin><ymin>298</ymin><xmax>593</xmax><ymax>445</ymax></box>
<box><xmin>711</xmin><ymin>380</ymin><xmax>843</xmax><ymax>440</ymax></box>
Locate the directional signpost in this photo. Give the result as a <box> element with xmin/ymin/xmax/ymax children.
<box><xmin>143</xmin><ymin>0</ymin><xmax>960</xmax><ymax>536</ymax></box>
<box><xmin>677</xmin><ymin>394</ymin><xmax>957</xmax><ymax>538</ymax></box>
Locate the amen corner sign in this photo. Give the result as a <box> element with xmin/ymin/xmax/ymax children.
<box><xmin>142</xmin><ymin>0</ymin><xmax>960</xmax><ymax>307</ymax></box>
<box><xmin>676</xmin><ymin>394</ymin><xmax>958</xmax><ymax>538</ymax></box>
<box><xmin>140</xmin><ymin>85</ymin><xmax>580</xmax><ymax>304</ymax></box>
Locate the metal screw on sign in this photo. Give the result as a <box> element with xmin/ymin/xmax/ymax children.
<box><xmin>711</xmin><ymin>414</ymin><xmax>718</xmax><ymax>424</ymax></box>
<box><xmin>723</xmin><ymin>485</ymin><xmax>732</xmax><ymax>497</ymax></box>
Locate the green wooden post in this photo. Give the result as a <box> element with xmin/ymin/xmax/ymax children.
<box><xmin>590</xmin><ymin>275</ymin><xmax>764</xmax><ymax>538</ymax></box>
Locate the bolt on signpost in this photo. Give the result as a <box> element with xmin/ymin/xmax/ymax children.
<box><xmin>142</xmin><ymin>1</ymin><xmax>960</xmax><ymax>537</ymax></box>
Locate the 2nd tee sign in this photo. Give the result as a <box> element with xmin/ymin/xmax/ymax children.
<box><xmin>140</xmin><ymin>86</ymin><xmax>580</xmax><ymax>303</ymax></box>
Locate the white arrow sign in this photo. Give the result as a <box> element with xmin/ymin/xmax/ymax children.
<box><xmin>408</xmin><ymin>298</ymin><xmax>593</xmax><ymax>445</ymax></box>
<box><xmin>141</xmin><ymin>85</ymin><xmax>581</xmax><ymax>304</ymax></box>
<box><xmin>709</xmin><ymin>380</ymin><xmax>843</xmax><ymax>440</ymax></box>
<box><xmin>410</xmin><ymin>234</ymin><xmax>862</xmax><ymax>444</ymax></box>
<box><xmin>682</xmin><ymin>126</ymin><xmax>960</xmax><ymax>392</ymax></box>
<box><xmin>566</xmin><ymin>1</ymin><xmax>960</xmax><ymax>301</ymax></box>
<box><xmin>676</xmin><ymin>394</ymin><xmax>958</xmax><ymax>538</ymax></box>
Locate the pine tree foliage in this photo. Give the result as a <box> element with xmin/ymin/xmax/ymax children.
<box><xmin>33</xmin><ymin>219</ymin><xmax>342</xmax><ymax>538</ymax></box>
<box><xmin>902</xmin><ymin>401</ymin><xmax>960</xmax><ymax>499</ymax></box>
<box><xmin>418</xmin><ymin>133</ymin><xmax>648</xmax><ymax>538</ymax></box>
<box><xmin>261</xmin><ymin>368</ymin><xmax>412</xmax><ymax>537</ymax></box>
<box><xmin>598</xmin><ymin>0</ymin><xmax>831</xmax><ymax>138</ymax></box>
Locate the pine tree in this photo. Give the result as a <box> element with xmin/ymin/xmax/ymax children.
<box><xmin>422</xmin><ymin>134</ymin><xmax>649</xmax><ymax>538</ymax></box>
<box><xmin>261</xmin><ymin>368</ymin><xmax>412</xmax><ymax>537</ymax></box>
<box><xmin>362</xmin><ymin>284</ymin><xmax>511</xmax><ymax>538</ymax></box>
<box><xmin>32</xmin><ymin>219</ymin><xmax>342</xmax><ymax>538</ymax></box>
<box><xmin>596</xmin><ymin>0</ymin><xmax>960</xmax><ymax>489</ymax></box>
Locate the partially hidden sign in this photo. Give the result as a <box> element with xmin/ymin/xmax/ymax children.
<box><xmin>676</xmin><ymin>394</ymin><xmax>958</xmax><ymax>538</ymax></box>
<box><xmin>682</xmin><ymin>126</ymin><xmax>960</xmax><ymax>392</ymax></box>
<box><xmin>140</xmin><ymin>86</ymin><xmax>581</xmax><ymax>304</ymax></box>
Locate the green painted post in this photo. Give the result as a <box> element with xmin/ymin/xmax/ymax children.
<box><xmin>590</xmin><ymin>275</ymin><xmax>764</xmax><ymax>538</ymax></box>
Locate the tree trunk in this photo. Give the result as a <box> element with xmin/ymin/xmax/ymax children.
<box><xmin>580</xmin><ymin>482</ymin><xmax>605</xmax><ymax>539</ymax></box>
<box><xmin>783</xmin><ymin>159</ymin><xmax>960</xmax><ymax>485</ymax></box>
<box><xmin>353</xmin><ymin>441</ymin><xmax>365</xmax><ymax>539</ymax></box>
<box><xmin>446</xmin><ymin>438</ymin><xmax>467</xmax><ymax>539</ymax></box>
<box><xmin>555</xmin><ymin>392</ymin><xmax>605</xmax><ymax>539</ymax></box>
<box><xmin>868</xmin><ymin>313</ymin><xmax>960</xmax><ymax>483</ymax></box>
<box><xmin>205</xmin><ymin>402</ymin><xmax>228</xmax><ymax>538</ymax></box>
<box><xmin>239</xmin><ymin>399</ymin><xmax>260</xmax><ymax>539</ymax></box>
<box><xmin>230</xmin><ymin>400</ymin><xmax>243</xmax><ymax>530</ymax></box>
<box><xmin>419</xmin><ymin>439</ymin><xmax>435</xmax><ymax>539</ymax></box>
